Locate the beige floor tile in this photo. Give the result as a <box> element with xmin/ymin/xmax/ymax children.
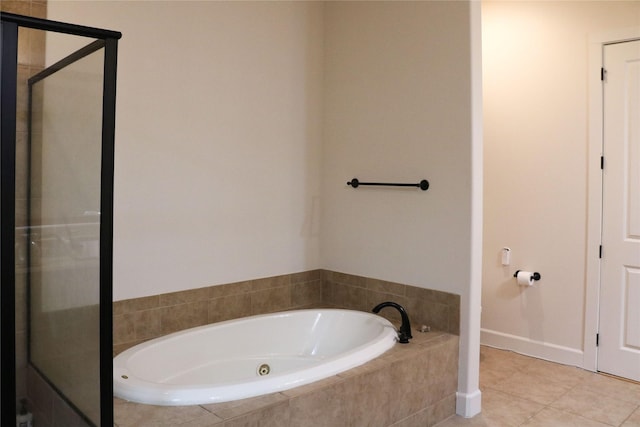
<box><xmin>623</xmin><ymin>407</ymin><xmax>640</xmax><ymax>427</ymax></box>
<box><xmin>479</xmin><ymin>347</ymin><xmax>537</xmax><ymax>390</ymax></box>
<box><xmin>441</xmin><ymin>347</ymin><xmax>640</xmax><ymax>427</ymax></box>
<box><xmin>521</xmin><ymin>358</ymin><xmax>590</xmax><ymax>387</ymax></box>
<box><xmin>550</xmin><ymin>386</ymin><xmax>637</xmax><ymax>426</ymax></box>
<box><xmin>578</xmin><ymin>374</ymin><xmax>640</xmax><ymax>405</ymax></box>
<box><xmin>480</xmin><ymin>346</ymin><xmax>533</xmax><ymax>373</ymax></box>
<box><xmin>434</xmin><ymin>389</ymin><xmax>544</xmax><ymax>427</ymax></box>
<box><xmin>521</xmin><ymin>407</ymin><xmax>611</xmax><ymax>427</ymax></box>
<box><xmin>489</xmin><ymin>371</ymin><xmax>571</xmax><ymax>405</ymax></box>
<box><xmin>434</xmin><ymin>413</ymin><xmax>494</xmax><ymax>427</ymax></box>
<box><xmin>480</xmin><ymin>368</ymin><xmax>514</xmax><ymax>390</ymax></box>
<box><xmin>479</xmin><ymin>388</ymin><xmax>544</xmax><ymax>426</ymax></box>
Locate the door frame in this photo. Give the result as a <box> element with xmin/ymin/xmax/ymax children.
<box><xmin>585</xmin><ymin>27</ymin><xmax>640</xmax><ymax>373</ymax></box>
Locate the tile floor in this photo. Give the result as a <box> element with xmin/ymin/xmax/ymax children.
<box><xmin>436</xmin><ymin>346</ymin><xmax>640</xmax><ymax>427</ymax></box>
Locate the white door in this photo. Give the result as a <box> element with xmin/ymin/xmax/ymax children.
<box><xmin>599</xmin><ymin>39</ymin><xmax>640</xmax><ymax>382</ymax></box>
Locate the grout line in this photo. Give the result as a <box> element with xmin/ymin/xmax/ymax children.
<box><xmin>617</xmin><ymin>404</ymin><xmax>639</xmax><ymax>427</ymax></box>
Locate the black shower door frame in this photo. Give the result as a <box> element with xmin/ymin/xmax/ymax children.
<box><xmin>0</xmin><ymin>12</ymin><xmax>121</xmax><ymax>426</ymax></box>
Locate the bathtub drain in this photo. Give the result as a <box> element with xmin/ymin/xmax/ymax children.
<box><xmin>257</xmin><ymin>364</ymin><xmax>271</xmax><ymax>376</ymax></box>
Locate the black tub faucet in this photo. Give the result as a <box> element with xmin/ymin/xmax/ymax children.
<box><xmin>372</xmin><ymin>301</ymin><xmax>412</xmax><ymax>344</ymax></box>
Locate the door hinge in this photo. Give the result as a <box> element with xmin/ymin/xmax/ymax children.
<box><xmin>596</xmin><ymin>333</ymin><xmax>600</xmax><ymax>346</ymax></box>
<box><xmin>601</xmin><ymin>67</ymin><xmax>607</xmax><ymax>81</ymax></box>
<box><xmin>601</xmin><ymin>156</ymin><xmax>604</xmax><ymax>169</ymax></box>
<box><xmin>599</xmin><ymin>245</ymin><xmax>603</xmax><ymax>258</ymax></box>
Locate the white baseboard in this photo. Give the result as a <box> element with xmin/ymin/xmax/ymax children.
<box><xmin>456</xmin><ymin>389</ymin><xmax>482</xmax><ymax>418</ymax></box>
<box><xmin>481</xmin><ymin>328</ymin><xmax>584</xmax><ymax>368</ymax></box>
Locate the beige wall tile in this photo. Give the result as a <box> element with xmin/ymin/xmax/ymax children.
<box><xmin>250</xmin><ymin>286</ymin><xmax>290</xmax><ymax>315</ymax></box>
<box><xmin>321</xmin><ymin>271</ymin><xmax>461</xmax><ymax>335</ymax></box>
<box><xmin>291</xmin><ymin>280</ymin><xmax>321</xmax><ymax>307</ymax></box>
<box><xmin>0</xmin><ymin>1</ymin><xmax>31</xmax><ymax>13</ymax></box>
<box><xmin>251</xmin><ymin>274</ymin><xmax>291</xmax><ymax>291</ymax></box>
<box><xmin>290</xmin><ymin>269</ymin><xmax>321</xmax><ymax>284</ymax></box>
<box><xmin>221</xmin><ymin>400</ymin><xmax>290</xmax><ymax>427</ymax></box>
<box><xmin>320</xmin><ymin>279</ymin><xmax>338</xmax><ymax>306</ymax></box>
<box><xmin>366</xmin><ymin>277</ymin><xmax>406</xmax><ymax>296</ymax></box>
<box><xmin>208</xmin><ymin>294</ymin><xmax>251</xmax><ymax>324</ymax></box>
<box><xmin>281</xmin><ymin>376</ymin><xmax>344</xmax><ymax>399</ymax></box>
<box><xmin>203</xmin><ymin>393</ymin><xmax>288</xmax><ymax>420</ymax></box>
<box><xmin>112</xmin><ymin>269</ymin><xmax>461</xmax><ymax>384</ymax></box>
<box><xmin>159</xmin><ymin>287</ymin><xmax>209</xmax><ymax>307</ymax></box>
<box><xmin>289</xmin><ymin>381</ymin><xmax>349</xmax><ymax>426</ymax></box>
<box><xmin>343</xmin><ymin>368</ymin><xmax>393</xmax><ymax>427</ymax></box>
<box><xmin>133</xmin><ymin>309</ymin><xmax>161</xmax><ymax>341</ymax></box>
<box><xmin>113</xmin><ymin>313</ymin><xmax>135</xmax><ymax>345</ymax></box>
<box><xmin>448</xmin><ymin>304</ymin><xmax>460</xmax><ymax>335</ymax></box>
<box><xmin>30</xmin><ymin>1</ymin><xmax>46</xmax><ymax>19</ymax></box>
<box><xmin>112</xmin><ymin>300</ymin><xmax>128</xmax><ymax>316</ymax></box>
<box><xmin>426</xmin><ymin>337</ymin><xmax>459</xmax><ymax>384</ymax></box>
<box><xmin>178</xmin><ymin>413</ymin><xmax>224</xmax><ymax>427</ymax></box>
<box><xmin>407</xmin><ymin>298</ymin><xmax>450</xmax><ymax>333</ymax></box>
<box><xmin>390</xmin><ymin>407</ymin><xmax>430</xmax><ymax>427</ymax></box>
<box><xmin>332</xmin><ymin>281</ymin><xmax>369</xmax><ymax>312</ymax></box>
<box><xmin>16</xmin><ymin>65</ymin><xmax>29</xmax><ymax>132</ymax></box>
<box><xmin>114</xmin><ymin>398</ymin><xmax>212</xmax><ymax>427</ymax></box>
<box><xmin>115</xmin><ymin>295</ymin><xmax>159</xmax><ymax>314</ymax></box>
<box><xmin>208</xmin><ymin>281</ymin><xmax>251</xmax><ymax>299</ymax></box>
<box><xmin>160</xmin><ymin>301</ymin><xmax>208</xmax><ymax>335</ymax></box>
<box><xmin>325</xmin><ymin>270</ymin><xmax>366</xmax><ymax>287</ymax></box>
<box><xmin>427</xmin><ymin>395</ymin><xmax>456</xmax><ymax>427</ymax></box>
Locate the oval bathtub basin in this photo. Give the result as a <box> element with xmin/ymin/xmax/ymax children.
<box><xmin>113</xmin><ymin>309</ymin><xmax>397</xmax><ymax>406</ymax></box>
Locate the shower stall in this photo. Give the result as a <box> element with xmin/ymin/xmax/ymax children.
<box><xmin>1</xmin><ymin>12</ymin><xmax>120</xmax><ymax>426</ymax></box>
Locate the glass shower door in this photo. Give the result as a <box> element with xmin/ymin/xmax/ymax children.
<box><xmin>1</xmin><ymin>12</ymin><xmax>119</xmax><ymax>427</ymax></box>
<box><xmin>28</xmin><ymin>40</ymin><xmax>106</xmax><ymax>426</ymax></box>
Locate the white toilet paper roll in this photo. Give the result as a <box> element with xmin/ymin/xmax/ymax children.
<box><xmin>516</xmin><ymin>271</ymin><xmax>534</xmax><ymax>286</ymax></box>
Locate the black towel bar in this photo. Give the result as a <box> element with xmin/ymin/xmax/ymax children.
<box><xmin>347</xmin><ymin>178</ymin><xmax>429</xmax><ymax>191</ymax></box>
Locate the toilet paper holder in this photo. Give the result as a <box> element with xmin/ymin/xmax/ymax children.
<box><xmin>513</xmin><ymin>270</ymin><xmax>541</xmax><ymax>281</ymax></box>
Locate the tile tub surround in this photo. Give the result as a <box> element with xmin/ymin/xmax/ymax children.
<box><xmin>113</xmin><ymin>270</ymin><xmax>324</xmax><ymax>355</ymax></box>
<box><xmin>322</xmin><ymin>271</ymin><xmax>460</xmax><ymax>336</ymax></box>
<box><xmin>113</xmin><ymin>270</ymin><xmax>460</xmax><ymax>355</ymax></box>
<box><xmin>114</xmin><ymin>330</ymin><xmax>459</xmax><ymax>427</ymax></box>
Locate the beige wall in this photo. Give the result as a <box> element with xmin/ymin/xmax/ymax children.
<box><xmin>482</xmin><ymin>1</ymin><xmax>640</xmax><ymax>365</ymax></box>
<box><xmin>48</xmin><ymin>1</ymin><xmax>325</xmax><ymax>300</ymax></box>
<box><xmin>322</xmin><ymin>1</ymin><xmax>474</xmax><ymax>299</ymax></box>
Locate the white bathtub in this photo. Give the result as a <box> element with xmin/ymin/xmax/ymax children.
<box><xmin>113</xmin><ymin>309</ymin><xmax>397</xmax><ymax>406</ymax></box>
